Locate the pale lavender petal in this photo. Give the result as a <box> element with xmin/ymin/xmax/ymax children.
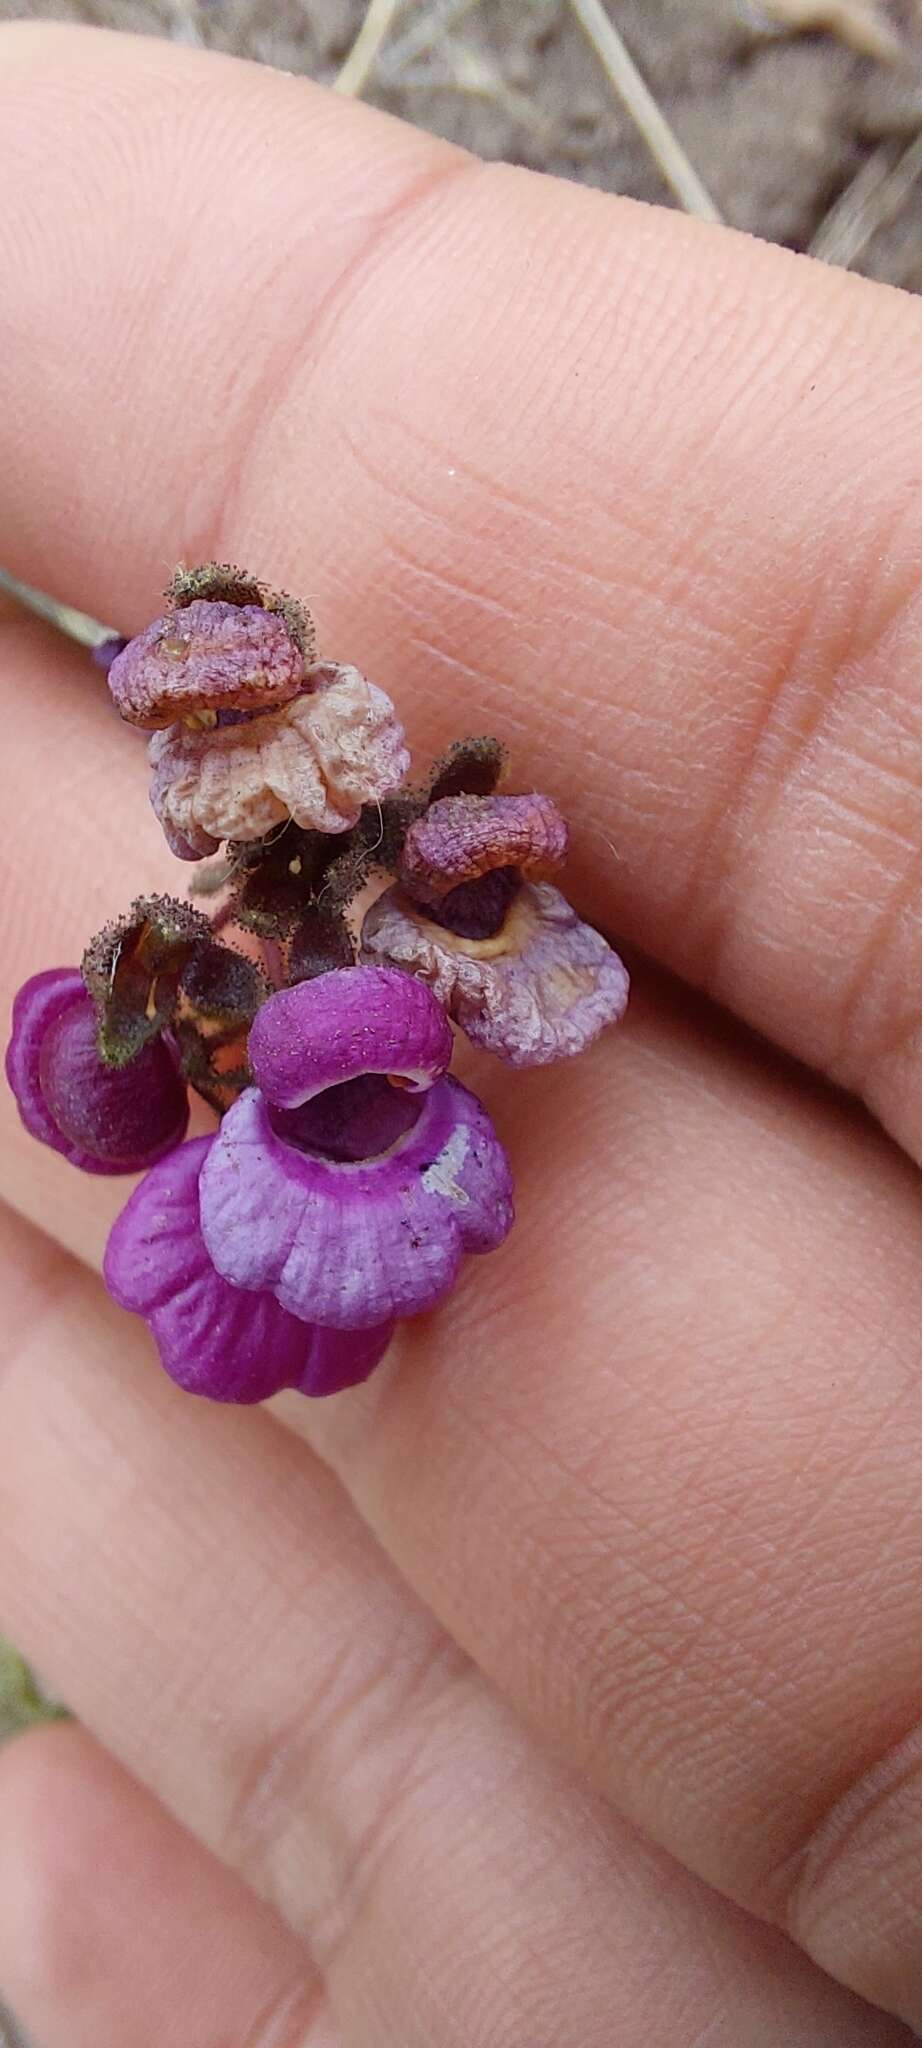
<box><xmin>248</xmin><ymin>965</ymin><xmax>453</xmax><ymax>1109</ymax></box>
<box><xmin>363</xmin><ymin>881</ymin><xmax>629</xmax><ymax>1067</ymax></box>
<box><xmin>199</xmin><ymin>1078</ymin><xmax>514</xmax><ymax>1329</ymax></box>
<box><xmin>104</xmin><ymin>1138</ymin><xmax>394</xmax><ymax>1401</ymax></box>
<box><xmin>147</xmin><ymin>664</ymin><xmax>410</xmax><ymax>856</ymax></box>
<box><xmin>6</xmin><ymin>969</ymin><xmax>189</xmax><ymax>1173</ymax></box>
<box><xmin>148</xmin><ymin>735</ymin><xmax>221</xmax><ymax>858</ymax></box>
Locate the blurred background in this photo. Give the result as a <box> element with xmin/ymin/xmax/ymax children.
<box><xmin>3</xmin><ymin>0</ymin><xmax>922</xmax><ymax>280</ymax></box>
<box><xmin>1</xmin><ymin>0</ymin><xmax>922</xmax><ymax>2039</ymax></box>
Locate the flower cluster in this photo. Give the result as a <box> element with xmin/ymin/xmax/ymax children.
<box><xmin>6</xmin><ymin>566</ymin><xmax>629</xmax><ymax>1402</ymax></box>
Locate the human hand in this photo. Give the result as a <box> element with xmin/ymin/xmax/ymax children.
<box><xmin>3</xmin><ymin>21</ymin><xmax>922</xmax><ymax>2045</ymax></box>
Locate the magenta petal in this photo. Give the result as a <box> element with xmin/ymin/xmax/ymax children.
<box><xmin>199</xmin><ymin>1076</ymin><xmax>514</xmax><ymax>1329</ymax></box>
<box><xmin>6</xmin><ymin>969</ymin><xmax>189</xmax><ymax>1173</ymax></box>
<box><xmin>104</xmin><ymin>1138</ymin><xmax>394</xmax><ymax>1401</ymax></box>
<box><xmin>6</xmin><ymin>970</ymin><xmax>86</xmax><ymax>1155</ymax></box>
<box><xmin>248</xmin><ymin>964</ymin><xmax>453</xmax><ymax>1109</ymax></box>
<box><xmin>297</xmin><ymin>1322</ymin><xmax>394</xmax><ymax>1397</ymax></box>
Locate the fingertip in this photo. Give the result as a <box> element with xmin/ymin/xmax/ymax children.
<box><xmin>0</xmin><ymin>1721</ymin><xmax>321</xmax><ymax>2048</ymax></box>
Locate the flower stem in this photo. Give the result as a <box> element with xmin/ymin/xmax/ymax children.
<box><xmin>209</xmin><ymin>898</ymin><xmax>236</xmax><ymax>936</ymax></box>
<box><xmin>261</xmin><ymin>937</ymin><xmax>286</xmax><ymax>988</ymax></box>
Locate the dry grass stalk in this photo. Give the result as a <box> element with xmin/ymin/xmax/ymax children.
<box><xmin>380</xmin><ymin>0</ymin><xmax>485</xmax><ymax>77</ymax></box>
<box><xmin>568</xmin><ymin>0</ymin><xmax>723</xmax><ymax>222</ymax></box>
<box><xmin>335</xmin><ymin>0</ymin><xmax>407</xmax><ymax>96</ymax></box>
<box><xmin>398</xmin><ymin>38</ymin><xmax>562</xmax><ymax>144</ymax></box>
<box><xmin>751</xmin><ymin>0</ymin><xmax>901</xmax><ymax>61</ymax></box>
<box><xmin>810</xmin><ymin>131</ymin><xmax>922</xmax><ymax>265</ymax></box>
<box><xmin>0</xmin><ymin>567</ymin><xmax>109</xmax><ymax>647</ymax></box>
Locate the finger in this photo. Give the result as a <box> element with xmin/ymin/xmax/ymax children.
<box><xmin>0</xmin><ymin>1722</ymin><xmax>327</xmax><ymax>2048</ymax></box>
<box><xmin>277</xmin><ymin>977</ymin><xmax>922</xmax><ymax>2032</ymax></box>
<box><xmin>9</xmin><ymin>28</ymin><xmax>922</xmax><ymax>2031</ymax></box>
<box><xmin>7</xmin><ymin>30</ymin><xmax>922</xmax><ymax>1157</ymax></box>
<box><xmin>9</xmin><ymin>618</ymin><xmax>922</xmax><ymax>2024</ymax></box>
<box><xmin>0</xmin><ymin>1206</ymin><xmax>909</xmax><ymax>2048</ymax></box>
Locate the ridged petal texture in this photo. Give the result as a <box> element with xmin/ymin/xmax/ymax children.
<box><xmin>200</xmin><ymin>1075</ymin><xmax>514</xmax><ymax>1329</ymax></box>
<box><xmin>105</xmin><ymin>1138</ymin><xmax>394</xmax><ymax>1400</ymax></box>
<box><xmin>363</xmin><ymin>881</ymin><xmax>630</xmax><ymax>1067</ymax></box>
<box><xmin>248</xmin><ymin>964</ymin><xmax>454</xmax><ymax>1107</ymax></box>
<box><xmin>148</xmin><ymin>662</ymin><xmax>410</xmax><ymax>858</ymax></box>
<box><xmin>107</xmin><ymin>600</ymin><xmax>305</xmax><ymax>728</ymax></box>
<box><xmin>399</xmin><ymin>791</ymin><xmax>568</xmax><ymax>905</ymax></box>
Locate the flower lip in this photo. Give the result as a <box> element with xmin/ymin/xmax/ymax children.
<box><xmin>6</xmin><ymin>968</ymin><xmax>189</xmax><ymax>1173</ymax></box>
<box><xmin>199</xmin><ymin>1073</ymin><xmax>514</xmax><ymax>1329</ymax></box>
<box><xmin>362</xmin><ymin>880</ymin><xmax>630</xmax><ymax>1068</ymax></box>
<box><xmin>248</xmin><ymin>963</ymin><xmax>454</xmax><ymax>1111</ymax></box>
<box><xmin>105</xmin><ymin>1136</ymin><xmax>394</xmax><ymax>1399</ymax></box>
<box><xmin>399</xmin><ymin>792</ymin><xmax>569</xmax><ymax>909</ymax></box>
<box><xmin>108</xmin><ymin>599</ymin><xmax>307</xmax><ymax>729</ymax></box>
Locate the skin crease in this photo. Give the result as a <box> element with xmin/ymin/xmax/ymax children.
<box><xmin>9</xmin><ymin>21</ymin><xmax>922</xmax><ymax>2048</ymax></box>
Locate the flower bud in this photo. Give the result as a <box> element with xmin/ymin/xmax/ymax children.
<box><xmin>6</xmin><ymin>970</ymin><xmax>189</xmax><ymax>1174</ymax></box>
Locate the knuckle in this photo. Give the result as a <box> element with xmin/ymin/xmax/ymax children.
<box><xmin>696</xmin><ymin>486</ymin><xmax>922</xmax><ymax>1118</ymax></box>
<box><xmin>777</xmin><ymin>1719</ymin><xmax>922</xmax><ymax>2020</ymax></box>
<box><xmin>223</xmin><ymin>1611</ymin><xmax>471</xmax><ymax>1958</ymax></box>
<box><xmin>239</xmin><ymin>1975</ymin><xmax>334</xmax><ymax>2048</ymax></box>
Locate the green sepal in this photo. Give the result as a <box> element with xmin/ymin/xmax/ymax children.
<box><xmin>82</xmin><ymin>896</ymin><xmax>211</xmax><ymax>1068</ymax></box>
<box><xmin>288</xmin><ymin>905</ymin><xmax>355</xmax><ymax>984</ymax></box>
<box><xmin>166</xmin><ymin>561</ymin><xmax>316</xmax><ymax>661</ymax></box>
<box><xmin>428</xmin><ymin>735</ymin><xmax>506</xmax><ymax>803</ymax></box>
<box><xmin>0</xmin><ymin>1639</ymin><xmax>69</xmax><ymax>1742</ymax></box>
<box><xmin>179</xmin><ymin>943</ymin><xmax>267</xmax><ymax>1025</ymax></box>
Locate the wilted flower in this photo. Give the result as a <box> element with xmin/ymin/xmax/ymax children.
<box><xmin>362</xmin><ymin>793</ymin><xmax>629</xmax><ymax>1066</ymax></box>
<box><xmin>147</xmin><ymin>660</ymin><xmax>410</xmax><ymax>858</ymax></box>
<box><xmin>107</xmin><ymin>571</ymin><xmax>410</xmax><ymax>858</ymax></box>
<box><xmin>399</xmin><ymin>791</ymin><xmax>569</xmax><ymax>905</ymax></box>
<box><xmin>106</xmin><ymin>596</ymin><xmax>308</xmax><ymax>727</ymax></box>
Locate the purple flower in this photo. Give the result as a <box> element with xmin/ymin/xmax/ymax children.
<box><xmin>105</xmin><ymin>1139</ymin><xmax>394</xmax><ymax>1401</ymax></box>
<box><xmin>200</xmin><ymin>965</ymin><xmax>514</xmax><ymax>1329</ymax></box>
<box><xmin>6</xmin><ymin>555</ymin><xmax>600</xmax><ymax>1410</ymax></box>
<box><xmin>400</xmin><ymin>791</ymin><xmax>569</xmax><ymax>906</ymax></box>
<box><xmin>364</xmin><ymin>882</ymin><xmax>629</xmax><ymax>1068</ymax></box>
<box><xmin>6</xmin><ymin>970</ymin><xmax>189</xmax><ymax>1173</ymax></box>
<box><xmin>361</xmin><ymin>794</ymin><xmax>629</xmax><ymax>1067</ymax></box>
<box><xmin>103</xmin><ymin>964</ymin><xmax>513</xmax><ymax>1398</ymax></box>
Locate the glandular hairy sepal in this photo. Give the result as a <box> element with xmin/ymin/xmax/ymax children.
<box><xmin>82</xmin><ymin>896</ymin><xmax>211</xmax><ymax>1068</ymax></box>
